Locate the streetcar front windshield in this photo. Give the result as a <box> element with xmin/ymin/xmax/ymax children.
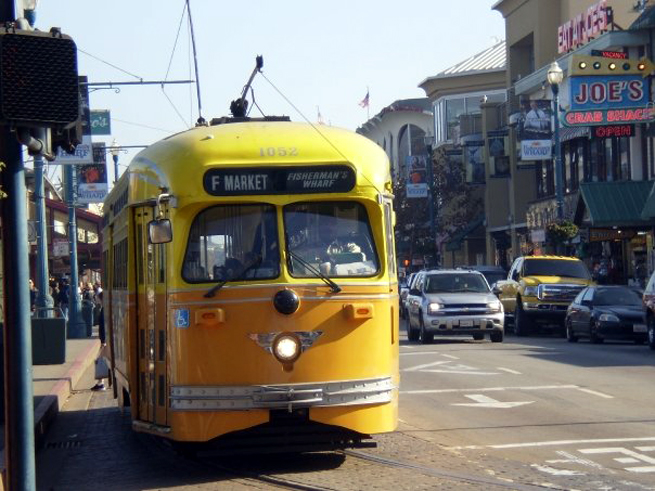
<box><xmin>183</xmin><ymin>204</ymin><xmax>280</xmax><ymax>283</ymax></box>
<box><xmin>284</xmin><ymin>201</ymin><xmax>379</xmax><ymax>278</ymax></box>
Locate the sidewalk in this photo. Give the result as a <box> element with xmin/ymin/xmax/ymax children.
<box><xmin>0</xmin><ymin>335</ymin><xmax>101</xmax><ymax>479</ymax></box>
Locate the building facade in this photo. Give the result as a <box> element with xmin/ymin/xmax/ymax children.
<box><xmin>490</xmin><ymin>0</ymin><xmax>655</xmax><ymax>285</ymax></box>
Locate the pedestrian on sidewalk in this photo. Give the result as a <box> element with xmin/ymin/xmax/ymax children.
<box><xmin>92</xmin><ymin>343</ymin><xmax>110</xmax><ymax>391</ymax></box>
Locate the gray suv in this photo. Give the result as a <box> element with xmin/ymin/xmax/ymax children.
<box><xmin>406</xmin><ymin>269</ymin><xmax>504</xmax><ymax>344</ymax></box>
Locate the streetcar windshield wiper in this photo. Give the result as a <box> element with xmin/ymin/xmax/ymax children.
<box><xmin>204</xmin><ymin>254</ymin><xmax>263</xmax><ymax>298</ymax></box>
<box><xmin>287</xmin><ymin>250</ymin><xmax>341</xmax><ymax>293</ymax></box>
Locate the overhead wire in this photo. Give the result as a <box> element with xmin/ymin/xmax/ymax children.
<box><xmin>78</xmin><ymin>48</ymin><xmax>143</xmax><ymax>81</ymax></box>
<box><xmin>161</xmin><ymin>1</ymin><xmax>192</xmax><ymax>128</ymax></box>
<box><xmin>259</xmin><ymin>72</ymin><xmax>384</xmax><ymax>195</ymax></box>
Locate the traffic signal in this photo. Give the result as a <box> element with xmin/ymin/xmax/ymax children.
<box><xmin>403</xmin><ymin>259</ymin><xmax>410</xmax><ymax>267</ymax></box>
<box><xmin>0</xmin><ymin>27</ymin><xmax>79</xmax><ymax>128</ymax></box>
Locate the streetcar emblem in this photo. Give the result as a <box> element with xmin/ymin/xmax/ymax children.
<box><xmin>175</xmin><ymin>309</ymin><xmax>190</xmax><ymax>328</ymax></box>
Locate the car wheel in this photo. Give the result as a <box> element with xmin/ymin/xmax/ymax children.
<box><xmin>566</xmin><ymin>319</ymin><xmax>578</xmax><ymax>343</ymax></box>
<box><xmin>418</xmin><ymin>316</ymin><xmax>431</xmax><ymax>345</ymax></box>
<box><xmin>407</xmin><ymin>317</ymin><xmax>419</xmax><ymax>342</ymax></box>
<box><xmin>514</xmin><ymin>300</ymin><xmax>532</xmax><ymax>337</ymax></box>
<box><xmin>472</xmin><ymin>333</ymin><xmax>484</xmax><ymax>341</ymax></box>
<box><xmin>590</xmin><ymin>320</ymin><xmax>604</xmax><ymax>344</ymax></box>
<box><xmin>648</xmin><ymin>316</ymin><xmax>655</xmax><ymax>351</ymax></box>
<box><xmin>490</xmin><ymin>331</ymin><xmax>503</xmax><ymax>343</ymax></box>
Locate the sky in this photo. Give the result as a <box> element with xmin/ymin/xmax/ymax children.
<box><xmin>33</xmin><ymin>0</ymin><xmax>505</xmax><ymax>185</ymax></box>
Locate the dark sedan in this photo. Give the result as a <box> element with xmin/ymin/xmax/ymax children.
<box><xmin>565</xmin><ymin>285</ymin><xmax>647</xmax><ymax>344</ymax></box>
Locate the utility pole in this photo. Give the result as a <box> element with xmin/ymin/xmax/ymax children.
<box><xmin>33</xmin><ymin>131</ymin><xmax>54</xmax><ymax>313</ymax></box>
<box><xmin>64</xmin><ymin>164</ymin><xmax>87</xmax><ymax>338</ymax></box>
<box><xmin>0</xmin><ymin>4</ymin><xmax>37</xmax><ymax>490</ymax></box>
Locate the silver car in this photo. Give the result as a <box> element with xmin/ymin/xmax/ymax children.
<box><xmin>407</xmin><ymin>269</ymin><xmax>504</xmax><ymax>344</ymax></box>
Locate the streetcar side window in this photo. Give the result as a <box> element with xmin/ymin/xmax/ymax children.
<box><xmin>182</xmin><ymin>204</ymin><xmax>280</xmax><ymax>283</ymax></box>
<box><xmin>284</xmin><ymin>201</ymin><xmax>379</xmax><ymax>278</ymax></box>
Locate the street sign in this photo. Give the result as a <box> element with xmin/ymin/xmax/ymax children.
<box><xmin>90</xmin><ymin>110</ymin><xmax>111</xmax><ymax>135</ymax></box>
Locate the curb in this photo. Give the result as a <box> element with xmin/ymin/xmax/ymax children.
<box><xmin>33</xmin><ymin>339</ymin><xmax>100</xmax><ymax>445</ymax></box>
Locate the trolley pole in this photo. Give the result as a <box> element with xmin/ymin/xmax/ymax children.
<box><xmin>64</xmin><ymin>164</ymin><xmax>86</xmax><ymax>338</ymax></box>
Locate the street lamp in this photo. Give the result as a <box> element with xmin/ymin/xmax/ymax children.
<box><xmin>547</xmin><ymin>61</ymin><xmax>565</xmax><ymax>220</ymax></box>
<box><xmin>424</xmin><ymin>134</ymin><xmax>436</xmax><ymax>266</ymax></box>
<box><xmin>110</xmin><ymin>138</ymin><xmax>120</xmax><ymax>183</ymax></box>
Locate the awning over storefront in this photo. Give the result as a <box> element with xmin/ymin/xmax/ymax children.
<box><xmin>640</xmin><ymin>181</ymin><xmax>655</xmax><ymax>220</ymax></box>
<box><xmin>445</xmin><ymin>214</ymin><xmax>485</xmax><ymax>251</ymax></box>
<box><xmin>576</xmin><ymin>181</ymin><xmax>653</xmax><ymax>228</ymax></box>
<box><xmin>554</xmin><ymin>126</ymin><xmax>590</xmax><ymax>143</ymax></box>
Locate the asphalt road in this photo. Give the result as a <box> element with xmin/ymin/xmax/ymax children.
<box><xmin>398</xmin><ymin>322</ymin><xmax>655</xmax><ymax>489</ymax></box>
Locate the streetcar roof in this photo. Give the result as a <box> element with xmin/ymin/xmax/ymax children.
<box><xmin>108</xmin><ymin>120</ymin><xmax>391</xmax><ymax>206</ymax></box>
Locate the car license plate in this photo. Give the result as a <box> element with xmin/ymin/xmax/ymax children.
<box><xmin>633</xmin><ymin>324</ymin><xmax>647</xmax><ymax>333</ymax></box>
<box><xmin>459</xmin><ymin>320</ymin><xmax>473</xmax><ymax>327</ymax></box>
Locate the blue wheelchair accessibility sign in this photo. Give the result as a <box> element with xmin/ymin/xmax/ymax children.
<box><xmin>175</xmin><ymin>309</ymin><xmax>190</xmax><ymax>328</ymax></box>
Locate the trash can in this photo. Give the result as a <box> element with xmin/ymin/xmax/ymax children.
<box><xmin>82</xmin><ymin>300</ymin><xmax>95</xmax><ymax>337</ymax></box>
<box><xmin>32</xmin><ymin>308</ymin><xmax>66</xmax><ymax>365</ymax></box>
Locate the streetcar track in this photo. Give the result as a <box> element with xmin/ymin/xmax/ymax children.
<box><xmin>343</xmin><ymin>449</ymin><xmax>566</xmax><ymax>491</ymax></box>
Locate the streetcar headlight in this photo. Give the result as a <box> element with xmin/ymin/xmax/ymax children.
<box><xmin>427</xmin><ymin>303</ymin><xmax>444</xmax><ymax>315</ymax></box>
<box><xmin>599</xmin><ymin>313</ymin><xmax>620</xmax><ymax>323</ymax></box>
<box><xmin>272</xmin><ymin>332</ymin><xmax>301</xmax><ymax>363</ymax></box>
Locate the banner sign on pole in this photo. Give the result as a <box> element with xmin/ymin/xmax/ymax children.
<box><xmin>77</xmin><ymin>142</ymin><xmax>108</xmax><ymax>204</ymax></box>
<box><xmin>405</xmin><ymin>155</ymin><xmax>428</xmax><ymax>198</ymax></box>
<box><xmin>90</xmin><ymin>110</ymin><xmax>111</xmax><ymax>135</ymax></box>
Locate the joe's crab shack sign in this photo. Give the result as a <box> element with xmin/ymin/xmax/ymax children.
<box><xmin>558</xmin><ymin>0</ymin><xmax>609</xmax><ymax>54</ymax></box>
<box><xmin>563</xmin><ymin>55</ymin><xmax>655</xmax><ymax>127</ymax></box>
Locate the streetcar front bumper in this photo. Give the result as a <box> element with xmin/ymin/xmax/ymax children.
<box><xmin>170</xmin><ymin>376</ymin><xmax>395</xmax><ymax>411</ymax></box>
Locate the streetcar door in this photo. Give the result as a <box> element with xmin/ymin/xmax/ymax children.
<box><xmin>152</xmin><ymin>208</ymin><xmax>169</xmax><ymax>426</ymax></box>
<box><xmin>134</xmin><ymin>206</ymin><xmax>158</xmax><ymax>423</ymax></box>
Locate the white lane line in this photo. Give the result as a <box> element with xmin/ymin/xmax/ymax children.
<box><xmin>442</xmin><ymin>354</ymin><xmax>459</xmax><ymax>360</ymax></box>
<box><xmin>576</xmin><ymin>388</ymin><xmax>613</xmax><ymax>399</ymax></box>
<box><xmin>403</xmin><ymin>360</ymin><xmax>451</xmax><ymax>371</ymax></box>
<box><xmin>401</xmin><ymin>384</ymin><xmax>579</xmax><ymax>395</ymax></box>
<box><xmin>448</xmin><ymin>437</ymin><xmax>655</xmax><ymax>451</ymax></box>
<box><xmin>497</xmin><ymin>367</ymin><xmax>522</xmax><ymax>375</ymax></box>
<box><xmin>421</xmin><ymin>370</ymin><xmax>499</xmax><ymax>375</ymax></box>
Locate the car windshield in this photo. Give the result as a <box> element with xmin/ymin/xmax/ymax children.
<box><xmin>523</xmin><ymin>259</ymin><xmax>590</xmax><ymax>279</ymax></box>
<box><xmin>183</xmin><ymin>204</ymin><xmax>280</xmax><ymax>283</ymax></box>
<box><xmin>481</xmin><ymin>271</ymin><xmax>506</xmax><ymax>285</ymax></box>
<box><xmin>284</xmin><ymin>201</ymin><xmax>379</xmax><ymax>278</ymax></box>
<box><xmin>424</xmin><ymin>273</ymin><xmax>490</xmax><ymax>293</ymax></box>
<box><xmin>594</xmin><ymin>288</ymin><xmax>642</xmax><ymax>306</ymax></box>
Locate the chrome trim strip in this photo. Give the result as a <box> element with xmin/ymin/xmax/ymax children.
<box><xmin>168</xmin><ymin>293</ymin><xmax>396</xmax><ymax>307</ymax></box>
<box><xmin>168</xmin><ymin>281</ymin><xmax>390</xmax><ymax>294</ymax></box>
<box><xmin>170</xmin><ymin>376</ymin><xmax>396</xmax><ymax>411</ymax></box>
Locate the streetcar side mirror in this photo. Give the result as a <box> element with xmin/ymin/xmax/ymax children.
<box><xmin>148</xmin><ymin>219</ymin><xmax>172</xmax><ymax>244</ymax></box>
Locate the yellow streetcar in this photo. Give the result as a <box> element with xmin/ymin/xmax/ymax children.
<box><xmin>102</xmin><ymin>116</ymin><xmax>399</xmax><ymax>453</ymax></box>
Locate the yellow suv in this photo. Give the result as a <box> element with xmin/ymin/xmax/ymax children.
<box><xmin>495</xmin><ymin>256</ymin><xmax>593</xmax><ymax>336</ymax></box>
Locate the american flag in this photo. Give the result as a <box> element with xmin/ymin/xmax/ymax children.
<box><xmin>359</xmin><ymin>91</ymin><xmax>369</xmax><ymax>108</ymax></box>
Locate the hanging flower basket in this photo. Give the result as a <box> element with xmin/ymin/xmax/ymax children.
<box><xmin>546</xmin><ymin>220</ymin><xmax>578</xmax><ymax>245</ymax></box>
